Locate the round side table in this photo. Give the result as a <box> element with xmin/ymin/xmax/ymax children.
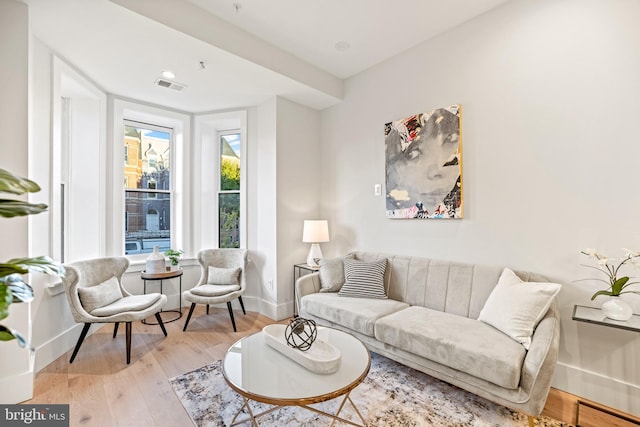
<box><xmin>141</xmin><ymin>268</ymin><xmax>183</xmax><ymax>324</ymax></box>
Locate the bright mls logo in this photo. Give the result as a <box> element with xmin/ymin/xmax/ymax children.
<box><xmin>1</xmin><ymin>405</ymin><xmax>69</xmax><ymax>426</ymax></box>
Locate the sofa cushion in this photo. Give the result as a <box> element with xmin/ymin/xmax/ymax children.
<box><xmin>478</xmin><ymin>268</ymin><xmax>561</xmax><ymax>349</ymax></box>
<box><xmin>90</xmin><ymin>293</ymin><xmax>162</xmax><ymax>317</ymax></box>
<box><xmin>301</xmin><ymin>293</ymin><xmax>409</xmax><ymax>337</ymax></box>
<box><xmin>78</xmin><ymin>277</ymin><xmax>123</xmax><ymax>313</ymax></box>
<box><xmin>375</xmin><ymin>306</ymin><xmax>526</xmax><ymax>389</ymax></box>
<box><xmin>318</xmin><ymin>255</ymin><xmax>354</xmax><ymax>292</ymax></box>
<box><xmin>338</xmin><ymin>258</ymin><xmax>388</xmax><ymax>299</ymax></box>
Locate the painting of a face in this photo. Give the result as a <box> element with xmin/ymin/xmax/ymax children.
<box><xmin>385</xmin><ymin>105</ymin><xmax>462</xmax><ymax>219</ymax></box>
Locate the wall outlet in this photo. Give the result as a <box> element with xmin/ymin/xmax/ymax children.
<box><xmin>374</xmin><ymin>184</ymin><xmax>382</xmax><ymax>196</ymax></box>
<box><xmin>266</xmin><ymin>279</ymin><xmax>274</xmax><ymax>291</ymax></box>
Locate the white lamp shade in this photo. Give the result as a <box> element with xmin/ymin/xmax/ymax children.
<box><xmin>302</xmin><ymin>220</ymin><xmax>330</xmax><ymax>243</ymax></box>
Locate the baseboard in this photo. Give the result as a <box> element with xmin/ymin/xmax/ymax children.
<box><xmin>0</xmin><ymin>367</ymin><xmax>34</xmax><ymax>404</ymax></box>
<box><xmin>34</xmin><ymin>323</ymin><xmax>103</xmax><ymax>372</ymax></box>
<box><xmin>552</xmin><ymin>361</ymin><xmax>640</xmax><ymax>417</ymax></box>
<box><xmin>220</xmin><ymin>295</ymin><xmax>291</xmax><ymax>322</ymax></box>
<box><xmin>31</xmin><ymin>297</ymin><xmax>286</xmax><ymax>374</ymax></box>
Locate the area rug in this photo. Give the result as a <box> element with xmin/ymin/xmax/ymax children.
<box><xmin>169</xmin><ymin>352</ymin><xmax>570</xmax><ymax>427</ymax></box>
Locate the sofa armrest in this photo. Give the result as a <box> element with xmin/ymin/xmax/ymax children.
<box><xmin>295</xmin><ymin>272</ymin><xmax>320</xmax><ymax>313</ymax></box>
<box><xmin>519</xmin><ymin>301</ymin><xmax>561</xmax><ymax>415</ymax></box>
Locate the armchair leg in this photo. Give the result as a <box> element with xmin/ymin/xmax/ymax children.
<box><xmin>227</xmin><ymin>301</ymin><xmax>237</xmax><ymax>332</ymax></box>
<box><xmin>113</xmin><ymin>322</ymin><xmax>119</xmax><ymax>338</ymax></box>
<box><xmin>183</xmin><ymin>303</ymin><xmax>196</xmax><ymax>332</ymax></box>
<box><xmin>528</xmin><ymin>416</ymin><xmax>535</xmax><ymax>427</ymax></box>
<box><xmin>238</xmin><ymin>296</ymin><xmax>246</xmax><ymax>315</ymax></box>
<box><xmin>206</xmin><ymin>304</ymin><xmax>209</xmax><ymax>315</ymax></box>
<box><xmin>125</xmin><ymin>322</ymin><xmax>132</xmax><ymax>365</ymax></box>
<box><xmin>155</xmin><ymin>312</ymin><xmax>168</xmax><ymax>336</ymax></box>
<box><xmin>70</xmin><ymin>323</ymin><xmax>91</xmax><ymax>363</ymax></box>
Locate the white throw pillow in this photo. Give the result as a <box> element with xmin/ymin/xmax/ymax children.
<box><xmin>478</xmin><ymin>268</ymin><xmax>561</xmax><ymax>349</ymax></box>
<box><xmin>78</xmin><ymin>276</ymin><xmax>123</xmax><ymax>313</ymax></box>
<box><xmin>207</xmin><ymin>266</ymin><xmax>241</xmax><ymax>286</ymax></box>
<box><xmin>338</xmin><ymin>258</ymin><xmax>388</xmax><ymax>299</ymax></box>
<box><xmin>318</xmin><ymin>254</ymin><xmax>354</xmax><ymax>293</ymax></box>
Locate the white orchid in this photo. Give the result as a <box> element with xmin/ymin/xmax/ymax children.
<box><xmin>623</xmin><ymin>248</ymin><xmax>640</xmax><ymax>258</ymax></box>
<box><xmin>578</xmin><ymin>248</ymin><xmax>640</xmax><ymax>300</ymax></box>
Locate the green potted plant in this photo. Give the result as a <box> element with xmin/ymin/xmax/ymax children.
<box><xmin>0</xmin><ymin>169</ymin><xmax>64</xmax><ymax>346</ymax></box>
<box><xmin>578</xmin><ymin>248</ymin><xmax>640</xmax><ymax>321</ymax></box>
<box><xmin>164</xmin><ymin>249</ymin><xmax>184</xmax><ymax>270</ymax></box>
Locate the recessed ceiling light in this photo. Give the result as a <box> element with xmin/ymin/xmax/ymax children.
<box><xmin>161</xmin><ymin>70</ymin><xmax>175</xmax><ymax>79</ymax></box>
<box><xmin>334</xmin><ymin>41</ymin><xmax>350</xmax><ymax>52</ymax></box>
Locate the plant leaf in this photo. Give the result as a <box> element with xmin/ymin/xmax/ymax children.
<box><xmin>0</xmin><ymin>284</ymin><xmax>12</xmax><ymax>321</ymax></box>
<box><xmin>0</xmin><ymin>264</ymin><xmax>29</xmax><ymax>278</ymax></box>
<box><xmin>590</xmin><ymin>290</ymin><xmax>613</xmax><ymax>300</ymax></box>
<box><xmin>0</xmin><ymin>169</ymin><xmax>41</xmax><ymax>195</ymax></box>
<box><xmin>612</xmin><ymin>277</ymin><xmax>629</xmax><ymax>295</ymax></box>
<box><xmin>620</xmin><ymin>280</ymin><xmax>640</xmax><ymax>291</ymax></box>
<box><xmin>0</xmin><ymin>324</ymin><xmax>26</xmax><ymax>347</ymax></box>
<box><xmin>0</xmin><ymin>199</ymin><xmax>48</xmax><ymax>218</ymax></box>
<box><xmin>0</xmin><ymin>256</ymin><xmax>65</xmax><ymax>279</ymax></box>
<box><xmin>4</xmin><ymin>275</ymin><xmax>34</xmax><ymax>303</ymax></box>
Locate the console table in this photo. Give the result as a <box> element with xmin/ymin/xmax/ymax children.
<box><xmin>141</xmin><ymin>268</ymin><xmax>183</xmax><ymax>324</ymax></box>
<box><xmin>293</xmin><ymin>263</ymin><xmax>318</xmax><ymax>317</ymax></box>
<box><xmin>572</xmin><ymin>305</ymin><xmax>640</xmax><ymax>332</ymax></box>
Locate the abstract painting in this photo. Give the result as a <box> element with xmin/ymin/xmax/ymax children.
<box><xmin>385</xmin><ymin>105</ymin><xmax>462</xmax><ymax>219</ymax></box>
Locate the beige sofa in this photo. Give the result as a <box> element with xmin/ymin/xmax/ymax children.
<box><xmin>296</xmin><ymin>251</ymin><xmax>560</xmax><ymax>419</ymax></box>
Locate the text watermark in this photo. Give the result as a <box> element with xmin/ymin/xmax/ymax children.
<box><xmin>1</xmin><ymin>405</ymin><xmax>69</xmax><ymax>426</ymax></box>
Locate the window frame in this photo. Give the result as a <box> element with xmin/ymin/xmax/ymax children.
<box><xmin>193</xmin><ymin>110</ymin><xmax>247</xmax><ymax>251</ymax></box>
<box><xmin>110</xmin><ymin>99</ymin><xmax>191</xmax><ymax>259</ymax></box>
<box><xmin>218</xmin><ymin>130</ymin><xmax>241</xmax><ymax>248</ymax></box>
<box><xmin>122</xmin><ymin>120</ymin><xmax>174</xmax><ymax>254</ymax></box>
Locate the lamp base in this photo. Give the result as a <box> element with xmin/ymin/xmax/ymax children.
<box><xmin>306</xmin><ymin>244</ymin><xmax>323</xmax><ymax>267</ymax></box>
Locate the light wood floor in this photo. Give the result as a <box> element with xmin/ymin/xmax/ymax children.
<box><xmin>26</xmin><ymin>306</ymin><xmax>639</xmax><ymax>426</ymax></box>
<box><xmin>25</xmin><ymin>305</ymin><xmax>282</xmax><ymax>426</ymax></box>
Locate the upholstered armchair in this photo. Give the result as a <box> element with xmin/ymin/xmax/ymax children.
<box><xmin>62</xmin><ymin>257</ymin><xmax>168</xmax><ymax>364</ymax></box>
<box><xmin>182</xmin><ymin>248</ymin><xmax>248</xmax><ymax>332</ymax></box>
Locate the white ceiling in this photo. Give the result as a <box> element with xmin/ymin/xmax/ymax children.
<box><xmin>24</xmin><ymin>0</ymin><xmax>512</xmax><ymax>112</ymax></box>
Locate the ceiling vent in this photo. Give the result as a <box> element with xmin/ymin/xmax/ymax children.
<box><xmin>154</xmin><ymin>78</ymin><xmax>187</xmax><ymax>92</ymax></box>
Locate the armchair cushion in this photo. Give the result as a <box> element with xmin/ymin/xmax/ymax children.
<box><xmin>478</xmin><ymin>268</ymin><xmax>561</xmax><ymax>349</ymax></box>
<box><xmin>90</xmin><ymin>293</ymin><xmax>162</xmax><ymax>317</ymax></box>
<box><xmin>207</xmin><ymin>266</ymin><xmax>241</xmax><ymax>286</ymax></box>
<box><xmin>77</xmin><ymin>277</ymin><xmax>123</xmax><ymax>313</ymax></box>
<box><xmin>190</xmin><ymin>284</ymin><xmax>240</xmax><ymax>297</ymax></box>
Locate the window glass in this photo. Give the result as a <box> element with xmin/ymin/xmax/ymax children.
<box><xmin>124</xmin><ymin>122</ymin><xmax>172</xmax><ymax>254</ymax></box>
<box><xmin>219</xmin><ymin>133</ymin><xmax>240</xmax><ymax>248</ymax></box>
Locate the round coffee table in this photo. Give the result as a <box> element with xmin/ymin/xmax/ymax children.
<box><xmin>222</xmin><ymin>326</ymin><xmax>370</xmax><ymax>426</ymax></box>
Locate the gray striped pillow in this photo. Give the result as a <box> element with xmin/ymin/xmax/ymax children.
<box><xmin>338</xmin><ymin>258</ymin><xmax>388</xmax><ymax>299</ymax></box>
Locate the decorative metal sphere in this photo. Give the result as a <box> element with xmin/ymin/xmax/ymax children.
<box><xmin>285</xmin><ymin>317</ymin><xmax>317</xmax><ymax>351</ymax></box>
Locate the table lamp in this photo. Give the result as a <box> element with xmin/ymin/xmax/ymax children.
<box><xmin>302</xmin><ymin>220</ymin><xmax>329</xmax><ymax>267</ymax></box>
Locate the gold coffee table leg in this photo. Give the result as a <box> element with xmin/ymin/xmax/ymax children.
<box><xmin>301</xmin><ymin>391</ymin><xmax>366</xmax><ymax>427</ymax></box>
<box><xmin>230</xmin><ymin>398</ymin><xmax>283</xmax><ymax>426</ymax></box>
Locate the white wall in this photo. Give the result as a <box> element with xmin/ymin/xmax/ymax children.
<box><xmin>274</xmin><ymin>97</ymin><xmax>322</xmax><ymax>314</ymax></box>
<box><xmin>253</xmin><ymin>98</ymin><xmax>278</xmax><ymax>317</ymax></box>
<box><xmin>250</xmin><ymin>96</ymin><xmax>322</xmax><ymax>319</ymax></box>
<box><xmin>320</xmin><ymin>0</ymin><xmax>640</xmax><ymax>416</ymax></box>
<box><xmin>0</xmin><ymin>0</ymin><xmax>33</xmax><ymax>404</ymax></box>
